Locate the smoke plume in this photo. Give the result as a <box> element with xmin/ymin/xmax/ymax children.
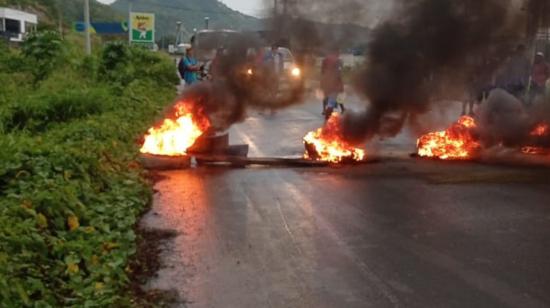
<box><xmin>477</xmin><ymin>89</ymin><xmax>531</xmax><ymax>147</ymax></box>
<box><xmin>340</xmin><ymin>0</ymin><xmax>525</xmax><ymax>144</ymax></box>
<box><xmin>176</xmin><ymin>33</ymin><xmax>305</xmax><ymax>131</ymax></box>
<box><xmin>176</xmin><ymin>0</ymin><xmax>550</xmax><ymax>150</ymax></box>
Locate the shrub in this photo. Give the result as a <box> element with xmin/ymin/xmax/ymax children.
<box><xmin>100</xmin><ymin>42</ymin><xmax>179</xmax><ymax>89</ymax></box>
<box><xmin>129</xmin><ymin>46</ymin><xmax>179</xmax><ymax>87</ymax></box>
<box><xmin>0</xmin><ymin>133</ymin><xmax>151</xmax><ymax>306</ymax></box>
<box><xmin>21</xmin><ymin>31</ymin><xmax>65</xmax><ymax>82</ymax></box>
<box><xmin>0</xmin><ymin>33</ymin><xmax>178</xmax><ymax>305</ymax></box>
<box><xmin>0</xmin><ymin>87</ymin><xmax>113</xmax><ymax>132</ymax></box>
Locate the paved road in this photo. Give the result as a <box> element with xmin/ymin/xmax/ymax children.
<box><xmin>142</xmin><ymin>97</ymin><xmax>550</xmax><ymax>308</ymax></box>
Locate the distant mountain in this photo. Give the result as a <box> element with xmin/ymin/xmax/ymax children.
<box><xmin>110</xmin><ymin>0</ymin><xmax>262</xmax><ymax>41</ymax></box>
<box><xmin>0</xmin><ymin>0</ymin><xmax>367</xmax><ymax>51</ymax></box>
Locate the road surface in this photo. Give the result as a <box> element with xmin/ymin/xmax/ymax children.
<box><xmin>141</xmin><ymin>97</ymin><xmax>550</xmax><ymax>308</ymax></box>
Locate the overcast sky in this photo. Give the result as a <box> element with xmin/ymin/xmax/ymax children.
<box><xmin>96</xmin><ymin>0</ymin><xmax>264</xmax><ymax>17</ymax></box>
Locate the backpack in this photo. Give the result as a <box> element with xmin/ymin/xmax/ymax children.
<box><xmin>178</xmin><ymin>57</ymin><xmax>187</xmax><ymax>79</ymax></box>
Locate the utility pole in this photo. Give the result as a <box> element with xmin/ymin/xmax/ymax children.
<box><xmin>84</xmin><ymin>0</ymin><xmax>91</xmax><ymax>55</ymax></box>
<box><xmin>176</xmin><ymin>21</ymin><xmax>182</xmax><ymax>45</ymax></box>
<box><xmin>57</xmin><ymin>0</ymin><xmax>63</xmax><ymax>37</ymax></box>
<box><xmin>273</xmin><ymin>0</ymin><xmax>280</xmax><ymax>45</ymax></box>
<box><xmin>128</xmin><ymin>0</ymin><xmax>133</xmax><ymax>44</ymax></box>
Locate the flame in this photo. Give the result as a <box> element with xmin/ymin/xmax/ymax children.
<box><xmin>140</xmin><ymin>101</ymin><xmax>210</xmax><ymax>156</ymax></box>
<box><xmin>303</xmin><ymin>113</ymin><xmax>365</xmax><ymax>163</ymax></box>
<box><xmin>521</xmin><ymin>146</ymin><xmax>546</xmax><ymax>155</ymax></box>
<box><xmin>529</xmin><ymin>123</ymin><xmax>549</xmax><ymax>137</ymax></box>
<box><xmin>521</xmin><ymin>123</ymin><xmax>549</xmax><ymax>155</ymax></box>
<box><xmin>417</xmin><ymin>115</ymin><xmax>481</xmax><ymax>160</ymax></box>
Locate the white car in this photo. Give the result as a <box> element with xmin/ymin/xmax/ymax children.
<box><xmin>264</xmin><ymin>47</ymin><xmax>302</xmax><ymax>82</ymax></box>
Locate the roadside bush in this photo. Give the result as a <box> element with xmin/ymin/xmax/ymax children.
<box><xmin>0</xmin><ymin>87</ymin><xmax>113</xmax><ymax>132</ymax></box>
<box><xmin>0</xmin><ymin>72</ymin><xmax>32</xmax><ymax>108</ymax></box>
<box><xmin>130</xmin><ymin>46</ymin><xmax>179</xmax><ymax>87</ymax></box>
<box><xmin>0</xmin><ymin>31</ymin><xmax>177</xmax><ymax>306</ymax></box>
<box><xmin>0</xmin><ymin>132</ymin><xmax>151</xmax><ymax>306</ymax></box>
<box><xmin>99</xmin><ymin>41</ymin><xmax>131</xmax><ymax>86</ymax></box>
<box><xmin>21</xmin><ymin>31</ymin><xmax>65</xmax><ymax>82</ymax></box>
<box><xmin>0</xmin><ymin>41</ymin><xmax>26</xmax><ymax>73</ymax></box>
<box><xmin>100</xmin><ymin>42</ymin><xmax>178</xmax><ymax>89</ymax></box>
<box><xmin>100</xmin><ymin>41</ymin><xmax>130</xmax><ymax>72</ymax></box>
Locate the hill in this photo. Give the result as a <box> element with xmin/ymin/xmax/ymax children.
<box><xmin>110</xmin><ymin>0</ymin><xmax>261</xmax><ymax>41</ymax></box>
<box><xmin>0</xmin><ymin>0</ymin><xmax>123</xmax><ymax>27</ymax></box>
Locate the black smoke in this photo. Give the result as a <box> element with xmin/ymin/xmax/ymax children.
<box><xmin>477</xmin><ymin>89</ymin><xmax>531</xmax><ymax>147</ymax></box>
<box><xmin>176</xmin><ymin>33</ymin><xmax>305</xmax><ymax>131</ymax></box>
<box><xmin>340</xmin><ymin>0</ymin><xmax>525</xmax><ymax>144</ymax></box>
<box><xmin>176</xmin><ymin>0</ymin><xmax>550</xmax><ymax>150</ymax></box>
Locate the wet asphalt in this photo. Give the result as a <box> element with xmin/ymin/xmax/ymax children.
<box><xmin>141</xmin><ymin>97</ymin><xmax>550</xmax><ymax>308</ymax></box>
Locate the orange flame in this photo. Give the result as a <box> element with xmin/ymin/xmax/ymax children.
<box><xmin>303</xmin><ymin>113</ymin><xmax>365</xmax><ymax>163</ymax></box>
<box><xmin>417</xmin><ymin>115</ymin><xmax>480</xmax><ymax>160</ymax></box>
<box><xmin>521</xmin><ymin>123</ymin><xmax>549</xmax><ymax>155</ymax></box>
<box><xmin>529</xmin><ymin>123</ymin><xmax>549</xmax><ymax>137</ymax></box>
<box><xmin>140</xmin><ymin>101</ymin><xmax>210</xmax><ymax>156</ymax></box>
<box><xmin>521</xmin><ymin>146</ymin><xmax>546</xmax><ymax>155</ymax></box>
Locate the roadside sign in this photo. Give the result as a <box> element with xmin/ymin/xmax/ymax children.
<box><xmin>130</xmin><ymin>12</ymin><xmax>154</xmax><ymax>43</ymax></box>
<box><xmin>73</xmin><ymin>22</ymin><xmax>127</xmax><ymax>34</ymax></box>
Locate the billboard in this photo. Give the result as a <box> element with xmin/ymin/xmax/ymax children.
<box><xmin>73</xmin><ymin>22</ymin><xmax>128</xmax><ymax>34</ymax></box>
<box><xmin>130</xmin><ymin>12</ymin><xmax>154</xmax><ymax>43</ymax></box>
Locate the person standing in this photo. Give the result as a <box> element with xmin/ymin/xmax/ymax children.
<box><xmin>209</xmin><ymin>48</ymin><xmax>225</xmax><ymax>81</ymax></box>
<box><xmin>320</xmin><ymin>48</ymin><xmax>344</xmax><ymax>117</ymax></box>
<box><xmin>529</xmin><ymin>52</ymin><xmax>550</xmax><ymax>105</ymax></box>
<box><xmin>263</xmin><ymin>45</ymin><xmax>284</xmax><ymax>76</ymax></box>
<box><xmin>178</xmin><ymin>47</ymin><xmax>201</xmax><ymax>86</ymax></box>
<box><xmin>261</xmin><ymin>45</ymin><xmax>284</xmax><ymax>116</ymax></box>
<box><xmin>506</xmin><ymin>44</ymin><xmax>530</xmax><ymax>97</ymax></box>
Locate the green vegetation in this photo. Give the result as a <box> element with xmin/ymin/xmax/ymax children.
<box><xmin>0</xmin><ymin>0</ymin><xmax>123</xmax><ymax>25</ymax></box>
<box><xmin>0</xmin><ymin>31</ymin><xmax>178</xmax><ymax>306</ymax></box>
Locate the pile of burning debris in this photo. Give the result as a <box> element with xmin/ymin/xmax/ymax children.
<box><xmin>139</xmin><ymin>100</ymin><xmax>251</xmax><ymax>169</ymax></box>
<box><xmin>303</xmin><ymin>113</ymin><xmax>366</xmax><ymax>163</ymax></box>
<box><xmin>138</xmin><ymin>94</ymin><xmax>550</xmax><ymax>170</ymax></box>
<box><xmin>416</xmin><ymin>116</ymin><xmax>550</xmax><ymax>161</ymax></box>
<box><xmin>139</xmin><ymin>99</ymin><xmax>368</xmax><ymax>169</ymax></box>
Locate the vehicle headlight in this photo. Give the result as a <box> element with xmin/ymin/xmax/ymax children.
<box><xmin>291</xmin><ymin>67</ymin><xmax>301</xmax><ymax>78</ymax></box>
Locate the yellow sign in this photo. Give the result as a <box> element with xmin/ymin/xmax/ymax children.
<box><xmin>130</xmin><ymin>12</ymin><xmax>155</xmax><ymax>43</ymax></box>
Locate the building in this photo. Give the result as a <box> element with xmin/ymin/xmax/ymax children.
<box><xmin>0</xmin><ymin>7</ymin><xmax>38</xmax><ymax>42</ymax></box>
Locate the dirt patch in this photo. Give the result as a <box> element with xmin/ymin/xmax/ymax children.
<box><xmin>128</xmin><ymin>228</ymin><xmax>180</xmax><ymax>307</ymax></box>
<box><xmin>146</xmin><ymin>170</ymin><xmax>170</xmax><ymax>185</ymax></box>
<box><xmin>126</xmin><ymin>171</ymin><xmax>182</xmax><ymax>307</ymax></box>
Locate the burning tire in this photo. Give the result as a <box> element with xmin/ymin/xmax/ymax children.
<box><xmin>187</xmin><ymin>132</ymin><xmax>229</xmax><ymax>154</ymax></box>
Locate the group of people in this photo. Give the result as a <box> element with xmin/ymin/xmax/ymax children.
<box><xmin>463</xmin><ymin>45</ymin><xmax>550</xmax><ymax>115</ymax></box>
<box><xmin>179</xmin><ymin>43</ymin><xmax>550</xmax><ymax>122</ymax></box>
<box><xmin>177</xmin><ymin>43</ymin><xmax>348</xmax><ymax>122</ymax></box>
<box><xmin>177</xmin><ymin>44</ymin><xmax>286</xmax><ymax>88</ymax></box>
<box><xmin>244</xmin><ymin>44</ymin><xmax>286</xmax><ymax>103</ymax></box>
